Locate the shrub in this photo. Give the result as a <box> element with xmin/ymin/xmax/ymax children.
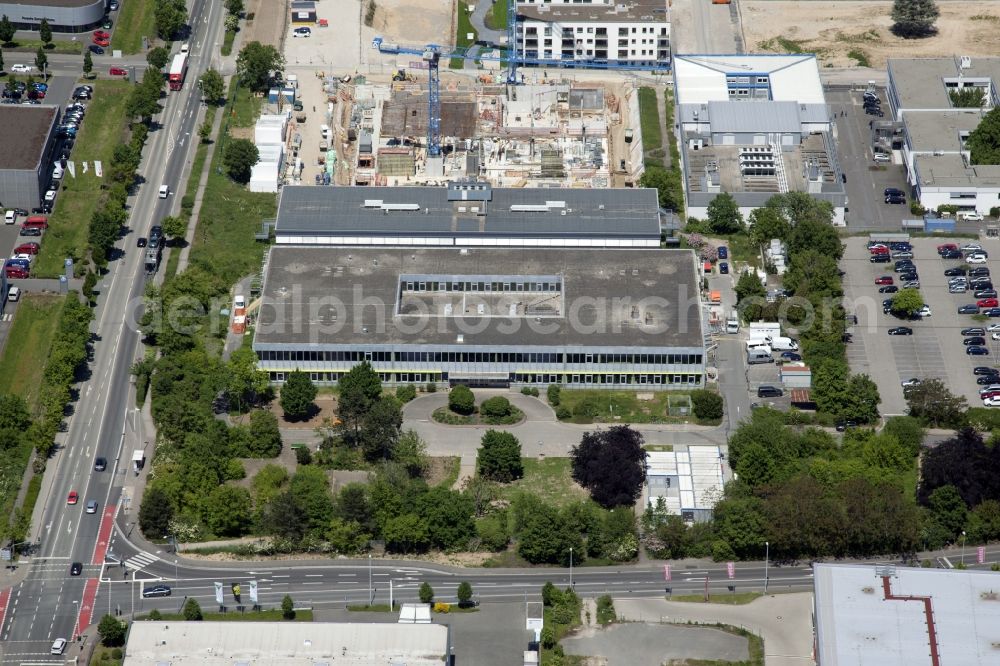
<box><xmin>295</xmin><ymin>446</ymin><xmax>312</xmax><ymax>465</ymax></box>
<box><xmin>520</xmin><ymin>386</ymin><xmax>539</xmax><ymax>396</ymax></box>
<box><xmin>111</xmin><ymin>648</ymin><xmax>123</xmax><ymax>659</ymax></box>
<box><xmin>397</xmin><ymin>384</ymin><xmax>417</xmax><ymax>402</ymax></box>
<box><xmin>547</xmin><ymin>384</ymin><xmax>561</xmax><ymax>405</ymax></box>
<box><xmin>991</xmin><ymin>206</ymin><xmax>1000</xmax><ymax>218</ymax></box>
<box><xmin>148</xmin><ymin>609</ymin><xmax>162</xmax><ymax>620</ymax></box>
<box><xmin>711</xmin><ymin>539</ymin><xmax>736</xmax><ymax>562</ymax></box>
<box><xmin>448</xmin><ymin>385</ymin><xmax>475</xmax><ymax>415</ymax></box>
<box><xmin>433</xmin><ymin>602</ymin><xmax>451</xmax><ymax>613</ymax></box>
<box><xmin>556</xmin><ymin>406</ymin><xmax>572</xmax><ymax>420</ymax></box>
<box><xmin>282</xmin><ymin>594</ymin><xmax>295</xmax><ymax>619</ymax></box>
<box><xmin>183</xmin><ymin>597</ymin><xmax>203</xmax><ymax>621</ymax></box>
<box><xmin>419</xmin><ymin>582</ymin><xmax>434</xmax><ymax>604</ymax></box>
<box><xmin>425</xmin><ymin>382</ymin><xmax>437</xmax><ymax>393</ymax></box>
<box><xmin>481</xmin><ymin>396</ymin><xmax>512</xmax><ymax>418</ymax></box>
<box><xmin>691</xmin><ymin>390</ymin><xmax>724</xmax><ymax>420</ymax></box>
<box><xmin>573</xmin><ymin>397</ymin><xmax>600</xmax><ymax>418</ymax></box>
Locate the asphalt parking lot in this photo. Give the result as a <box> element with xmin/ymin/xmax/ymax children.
<box><xmin>826</xmin><ymin>88</ymin><xmax>911</xmax><ymax>232</ymax></box>
<box><xmin>843</xmin><ymin>236</ymin><xmax>998</xmax><ymax>415</ymax></box>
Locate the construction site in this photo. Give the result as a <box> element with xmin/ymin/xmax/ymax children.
<box><xmin>268</xmin><ymin>67</ymin><xmax>648</xmax><ymax>191</ymax></box>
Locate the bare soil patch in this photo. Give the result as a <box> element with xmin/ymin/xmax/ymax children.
<box><xmin>743</xmin><ymin>1</ymin><xmax>1000</xmax><ymax>69</ymax></box>
<box><xmin>369</xmin><ymin>0</ymin><xmax>453</xmax><ymax>47</ymax></box>
<box><xmin>268</xmin><ymin>395</ymin><xmax>338</xmax><ymax>428</ymax></box>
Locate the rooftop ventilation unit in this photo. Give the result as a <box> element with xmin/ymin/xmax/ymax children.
<box><xmin>381</xmin><ymin>203</ymin><xmax>421</xmax><ymax>211</ymax></box>
<box><xmin>510</xmin><ymin>204</ymin><xmax>551</xmax><ymax>212</ymax></box>
<box><xmin>363</xmin><ymin>199</ymin><xmax>383</xmax><ymax>208</ymax></box>
<box><xmin>960</xmin><ymin>55</ymin><xmax>972</xmax><ymax>70</ymax></box>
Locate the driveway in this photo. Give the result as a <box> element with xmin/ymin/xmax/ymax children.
<box><xmin>614</xmin><ymin>593</ymin><xmax>815</xmax><ymax>666</ymax></box>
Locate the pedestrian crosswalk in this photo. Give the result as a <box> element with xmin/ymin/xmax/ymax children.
<box><xmin>123</xmin><ymin>552</ymin><xmax>159</xmax><ymax>571</ymax></box>
<box><xmin>1</xmin><ymin>314</ymin><xmax>13</xmax><ymax>322</ymax></box>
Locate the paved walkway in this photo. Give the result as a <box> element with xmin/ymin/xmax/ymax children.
<box><xmin>614</xmin><ymin>594</ymin><xmax>815</xmax><ymax>666</ymax></box>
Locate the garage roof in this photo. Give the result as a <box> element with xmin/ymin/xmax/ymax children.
<box><xmin>0</xmin><ymin>106</ymin><xmax>57</xmax><ymax>171</ymax></box>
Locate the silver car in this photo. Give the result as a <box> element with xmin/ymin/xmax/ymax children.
<box><xmin>85</xmin><ymin>500</ymin><xmax>98</xmax><ymax>514</ymax></box>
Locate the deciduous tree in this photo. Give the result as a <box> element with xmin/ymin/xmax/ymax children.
<box><xmin>0</xmin><ymin>16</ymin><xmax>14</xmax><ymax>44</ymax></box>
<box><xmin>204</xmin><ymin>485</ymin><xmax>251</xmax><ymax>536</ymax></box>
<box><xmin>360</xmin><ymin>397</ymin><xmax>402</xmax><ymax>461</ymax></box>
<box><xmin>905</xmin><ymin>378</ymin><xmax>967</xmax><ymax>428</ymax></box>
<box><xmin>457</xmin><ymin>581</ymin><xmax>473</xmax><ymax>603</ymax></box>
<box><xmin>706</xmin><ymin>192</ymin><xmax>744</xmax><ymax>234</ymax></box>
<box><xmin>199</xmin><ymin>68</ymin><xmax>224</xmax><ymax>105</ymax></box>
<box><xmin>571</xmin><ymin>426</ymin><xmax>646</xmax><ymax>508</ymax></box>
<box><xmin>38</xmin><ymin>19</ymin><xmax>51</xmax><ymax>48</ymax></box>
<box><xmin>138</xmin><ymin>486</ymin><xmax>173</xmax><ymax>538</ymax></box>
<box><xmin>154</xmin><ymin>0</ymin><xmax>188</xmax><ymax>40</ymax></box>
<box><xmin>949</xmin><ymin>87</ymin><xmax>985</xmax><ymax>108</ymax></box>
<box><xmin>82</xmin><ymin>49</ymin><xmax>92</xmax><ymax>76</ymax></box>
<box><xmin>690</xmin><ymin>389</ymin><xmax>723</xmax><ymax>421</ymax></box>
<box><xmin>448</xmin><ymin>384</ymin><xmax>475</xmax><ymax>415</ymax></box>
<box><xmin>98</xmin><ymin>614</ymin><xmax>126</xmax><ymax>646</ymax></box>
<box><xmin>477</xmin><ymin>430</ymin><xmax>523</xmax><ymax>482</ymax></box>
<box><xmin>183</xmin><ymin>597</ymin><xmax>203</xmax><ymax>620</ymax></box>
<box><xmin>280</xmin><ymin>370</ymin><xmax>317</xmax><ymax>421</ymax></box>
<box><xmin>968</xmin><ymin>107</ymin><xmax>1000</xmax><ymax>165</ymax></box>
<box><xmin>891</xmin><ymin>287</ymin><xmax>924</xmax><ymax>316</ymax></box>
<box><xmin>337</xmin><ymin>361</ymin><xmax>382</xmax><ymax>439</ymax></box>
<box><xmin>419</xmin><ymin>582</ymin><xmax>434</xmax><ymax>603</ymax></box>
<box><xmin>146</xmin><ymin>46</ymin><xmax>170</xmax><ymax>70</ymax></box>
<box><xmin>236</xmin><ymin>41</ymin><xmax>283</xmax><ymax>92</ymax></box>
<box><xmin>223</xmin><ymin>137</ymin><xmax>258</xmax><ymax>183</ymax></box>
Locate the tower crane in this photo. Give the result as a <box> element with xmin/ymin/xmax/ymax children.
<box><xmin>372</xmin><ymin>32</ymin><xmax>669</xmax><ymax>159</ymax></box>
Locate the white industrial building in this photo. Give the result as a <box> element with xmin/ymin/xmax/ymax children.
<box><xmin>887</xmin><ymin>57</ymin><xmax>1000</xmax><ymax>216</ymax></box>
<box><xmin>673</xmin><ymin>54</ymin><xmax>847</xmax><ymax>225</ymax></box>
<box><xmin>249</xmin><ymin>113</ymin><xmax>289</xmax><ymax>193</ymax></box>
<box><xmin>515</xmin><ymin>0</ymin><xmax>669</xmax><ymax>68</ymax></box>
<box><xmin>123</xmin><ymin>621</ymin><xmax>450</xmax><ymax>666</ymax></box>
<box><xmin>813</xmin><ymin>563</ymin><xmax>1000</xmax><ymax>665</ymax></box>
<box><xmin>646</xmin><ymin>446</ymin><xmax>724</xmax><ymax>521</ymax></box>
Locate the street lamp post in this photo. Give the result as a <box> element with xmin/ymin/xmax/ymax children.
<box><xmin>368</xmin><ymin>554</ymin><xmax>372</xmax><ymax>605</ymax></box>
<box><xmin>961</xmin><ymin>531</ymin><xmax>967</xmax><ymax>566</ymax></box>
<box><xmin>174</xmin><ymin>559</ymin><xmax>178</xmax><ymax>583</ymax></box>
<box><xmin>569</xmin><ymin>548</ymin><xmax>574</xmax><ymax>588</ymax></box>
<box><xmin>764</xmin><ymin>542</ymin><xmax>770</xmax><ymax>594</ymax></box>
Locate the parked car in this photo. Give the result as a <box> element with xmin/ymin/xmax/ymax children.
<box><xmin>977</xmin><ymin>375</ymin><xmax>1000</xmax><ymax>385</ymax></box>
<box><xmin>18</xmin><ymin>227</ymin><xmax>41</xmax><ymax>237</ymax></box>
<box><xmin>4</xmin><ymin>265</ymin><xmax>27</xmax><ymax>279</ymax></box>
<box><xmin>879</xmin><ymin>285</ymin><xmax>899</xmax><ymax>293</ymax></box>
<box><xmin>901</xmin><ymin>378</ymin><xmax>922</xmax><ymax>388</ymax></box>
<box><xmin>885</xmin><ymin>188</ymin><xmax>905</xmax><ymax>198</ymax></box>
<box><xmin>963</xmin><ymin>328</ymin><xmax>987</xmax><ymax>336</ymax></box>
<box><xmin>986</xmin><ymin>308</ymin><xmax>1000</xmax><ymax>317</ymax></box>
<box><xmin>718</xmin><ymin>246</ymin><xmax>728</xmax><ymax>259</ymax></box>
<box><xmin>88</xmin><ymin>44</ymin><xmax>105</xmax><ymax>55</ymax></box>
<box><xmin>902</xmin><ymin>280</ymin><xmax>921</xmax><ymax>289</ymax></box>
<box><xmin>978</xmin><ymin>298</ymin><xmax>999</xmax><ymax>308</ymax></box>
<box><xmin>974</xmin><ymin>366</ymin><xmax>999</xmax><ymax>375</ymax></box>
<box><xmin>959</xmin><ymin>304</ymin><xmax>981</xmax><ymax>314</ymax></box>
<box><xmin>965</xmin><ymin>337</ymin><xmax>987</xmax><ymax>346</ymax></box>
<box><xmin>757</xmin><ymin>385</ymin><xmax>783</xmax><ymax>398</ymax></box>
<box><xmin>835</xmin><ymin>419</ymin><xmax>858</xmax><ymax>432</ymax></box>
<box><xmin>891</xmin><ymin>250</ymin><xmax>913</xmax><ymax>259</ymax></box>
<box><xmin>136</xmin><ymin>236</ymin><xmax>147</xmax><ymax>247</ymax></box>
<box><xmin>875</xmin><ymin>276</ymin><xmax>894</xmax><ymax>285</ymax></box>
<box><xmin>968</xmin><ymin>346</ymin><xmax>991</xmax><ymax>356</ymax></box>
<box><xmin>945</xmin><ymin>267</ymin><xmax>967</xmax><ymax>276</ymax></box>
<box><xmin>293</xmin><ymin>26</ymin><xmax>312</xmax><ymax>37</ymax></box>
<box><xmin>780</xmin><ymin>352</ymin><xmax>802</xmax><ymax>360</ymax></box>
<box><xmin>888</xmin><ymin>327</ymin><xmax>913</xmax><ymax>335</ymax></box>
<box><xmin>10</xmin><ymin>64</ymin><xmax>31</xmax><ymax>73</ymax></box>
<box><xmin>938</xmin><ymin>243</ymin><xmax>959</xmax><ymax>253</ymax></box>
<box><xmin>870</xmin><ymin>254</ymin><xmax>890</xmax><ymax>263</ymax></box>
<box><xmin>969</xmin><ymin>254</ymin><xmax>990</xmax><ymax>264</ymax></box>
<box><xmin>885</xmin><ymin>193</ymin><xmax>906</xmax><ymax>204</ymax></box>
<box><xmin>962</xmin><ymin>243</ymin><xmax>984</xmax><ymax>252</ymax></box>
<box><xmin>109</xmin><ymin>66</ymin><xmax>127</xmax><ymax>76</ymax></box>
<box><xmin>719</xmin><ymin>262</ymin><xmax>729</xmax><ymax>274</ymax></box>
<box><xmin>942</xmin><ymin>249</ymin><xmax>962</xmax><ymax>259</ymax></box>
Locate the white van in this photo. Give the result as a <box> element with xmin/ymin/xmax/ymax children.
<box><xmin>159</xmin><ymin>184</ymin><xmax>169</xmax><ymax>198</ymax></box>
<box><xmin>770</xmin><ymin>336</ymin><xmax>798</xmax><ymax>351</ymax></box>
<box><xmin>747</xmin><ymin>349</ymin><xmax>773</xmax><ymax>364</ymax></box>
<box><xmin>746</xmin><ymin>339</ymin><xmax>772</xmax><ymax>351</ymax></box>
<box><xmin>320</xmin><ymin>124</ymin><xmax>330</xmax><ymax>141</ymax></box>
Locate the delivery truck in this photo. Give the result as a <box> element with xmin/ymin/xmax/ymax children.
<box><xmin>769</xmin><ymin>336</ymin><xmax>799</xmax><ymax>351</ymax></box>
<box><xmin>132</xmin><ymin>450</ymin><xmax>145</xmax><ymax>474</ymax></box>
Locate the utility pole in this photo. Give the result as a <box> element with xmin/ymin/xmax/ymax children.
<box><xmin>764</xmin><ymin>541</ymin><xmax>770</xmax><ymax>594</ymax></box>
<box><xmin>569</xmin><ymin>548</ymin><xmax>573</xmax><ymax>588</ymax></box>
<box><xmin>368</xmin><ymin>554</ymin><xmax>372</xmax><ymax>605</ymax></box>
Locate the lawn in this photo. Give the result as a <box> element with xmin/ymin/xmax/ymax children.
<box><xmin>4</xmin><ymin>39</ymin><xmax>81</xmax><ymax>54</ymax></box>
<box><xmin>221</xmin><ymin>28</ymin><xmax>237</xmax><ymax>56</ymax></box>
<box><xmin>671</xmin><ymin>592</ymin><xmax>763</xmax><ymax>605</ymax></box>
<box><xmin>485</xmin><ymin>0</ymin><xmax>509</xmax><ymax>30</ymax></box>
<box><xmin>556</xmin><ymin>389</ymin><xmax>699</xmax><ymax>424</ymax></box>
<box><xmin>35</xmin><ymin>80</ymin><xmax>133</xmax><ymax>277</ymax></box>
<box><xmin>450</xmin><ymin>3</ymin><xmax>478</xmax><ymax>69</ymax></box>
<box><xmin>638</xmin><ymin>87</ymin><xmax>662</xmax><ymax>163</ymax></box>
<box><xmin>166</xmin><ymin>106</ymin><xmax>217</xmax><ymax>277</ymax></box>
<box><xmin>112</xmin><ymin>0</ymin><xmax>158</xmax><ymax>54</ymax></box>
<box><xmin>502</xmin><ymin>457</ymin><xmax>587</xmax><ymax>508</ymax></box>
<box><xmin>0</xmin><ymin>294</ymin><xmax>65</xmax><ymax>409</ymax></box>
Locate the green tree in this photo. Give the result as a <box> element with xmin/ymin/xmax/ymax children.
<box><xmin>38</xmin><ymin>19</ymin><xmax>51</xmax><ymax>48</ymax></box>
<box><xmin>883</xmin><ymin>415</ymin><xmax>926</xmax><ymax>457</ymax></box>
<box><xmin>690</xmin><ymin>389</ymin><xmax>723</xmax><ymax>421</ymax></box>
<box><xmin>261</xmin><ymin>491</ymin><xmax>305</xmax><ymax>541</ymax></box>
<box><xmin>146</xmin><ymin>46</ymin><xmax>171</xmax><ymax>70</ymax></box>
<box><xmin>154</xmin><ymin>0</ymin><xmax>188</xmax><ymax>39</ymax></box>
<box><xmin>547</xmin><ymin>384</ymin><xmax>561</xmax><ymax>406</ymax></box>
<box><xmin>517</xmin><ymin>501</ymin><xmax>580</xmax><ymax>564</ymax></box>
<box><xmin>384</xmin><ymin>513</ymin><xmax>430</xmax><ymax>553</ymax></box>
<box><xmin>734</xmin><ymin>270</ymin><xmax>765</xmax><ymax>304</ymax></box>
<box><xmin>905</xmin><ymin>378</ymin><xmax>967</xmax><ymax>428</ymax></box>
<box><xmin>138</xmin><ymin>486</ymin><xmax>174</xmax><ymax>538</ymax></box>
<box><xmin>289</xmin><ymin>465</ymin><xmax>333</xmax><ymax>534</ymax></box>
<box><xmin>225</xmin><ymin>0</ymin><xmax>245</xmax><ymax>15</ymax></box>
<box><xmin>949</xmin><ymin>87</ymin><xmax>985</xmax><ymax>108</ymax></box>
<box><xmin>968</xmin><ymin>107</ymin><xmax>1000</xmax><ymax>165</ymax></box>
<box><xmin>183</xmin><ymin>597</ymin><xmax>203</xmax><ymax>621</ymax></box>
<box><xmin>396</xmin><ymin>384</ymin><xmax>417</xmax><ymax>403</ymax></box>
<box><xmin>337</xmin><ymin>361</ymin><xmax>382</xmax><ymax>439</ymax></box>
<box><xmin>360</xmin><ymin>396</ymin><xmax>403</xmax><ymax>461</ymax></box>
<box><xmin>811</xmin><ymin>359</ymin><xmax>850</xmax><ymax>416</ymax></box>
<box><xmin>418</xmin><ymin>486</ymin><xmax>475</xmax><ymax>550</ymax></box>
<box><xmin>457</xmin><ymin>581</ymin><xmax>473</xmax><ymax>603</ymax></box>
<box><xmin>198</xmin><ymin>119</ymin><xmax>212</xmax><ymax>143</ymax></box>
<box><xmin>706</xmin><ymin>192</ymin><xmax>744</xmax><ymax>234</ymax></box>
<box><xmin>223</xmin><ymin>137</ymin><xmax>258</xmax><ymax>183</ymax></box>
<box><xmin>480</xmin><ymin>395</ymin><xmax>511</xmax><ymax>418</ymax></box>
<box><xmin>846</xmin><ymin>373</ymin><xmax>881</xmax><ymax>424</ymax></box>
<box><xmin>251</xmin><ymin>464</ymin><xmax>288</xmax><ymax>505</ymax></box>
<box><xmin>34</xmin><ymin>48</ymin><xmax>46</xmax><ymax>78</ymax></box>
<box><xmin>280</xmin><ymin>369</ymin><xmax>317</xmax><ymax>421</ymax></box>
<box><xmin>747</xmin><ymin>205</ymin><xmax>791</xmax><ymax>247</ymax></box>
<box><xmin>393</xmin><ymin>429</ymin><xmax>429</xmax><ymax>477</ymax></box>
<box><xmin>160</xmin><ymin>214</ymin><xmax>186</xmax><ymax>242</ymax></box>
<box><xmin>449</xmin><ymin>384</ymin><xmax>475</xmax><ymax>415</ymax></box>
<box><xmin>784</xmin><ymin>250</ymin><xmax>842</xmax><ymax>298</ymax></box>
<box><xmin>637</xmin><ymin>165</ymin><xmax>683</xmax><ymax>212</ymax></box>
<box><xmin>82</xmin><ymin>49</ymin><xmax>92</xmax><ymax>76</ymax></box>
<box><xmin>477</xmin><ymin>430</ymin><xmax>523</xmax><ymax>482</ymax></box>
<box><xmin>891</xmin><ymin>287</ymin><xmax>924</xmax><ymax>316</ymax></box>
<box><xmin>246</xmin><ymin>408</ymin><xmax>283</xmax><ymax>456</ymax></box>
<box><xmin>419</xmin><ymin>582</ymin><xmax>434</xmax><ymax>604</ymax></box>
<box><xmin>928</xmin><ymin>484</ymin><xmax>967</xmax><ymax>538</ymax></box>
<box><xmin>97</xmin><ymin>614</ymin><xmax>126</xmax><ymax>646</ymax></box>
<box><xmin>0</xmin><ymin>16</ymin><xmax>14</xmax><ymax>44</ymax></box>
<box><xmin>967</xmin><ymin>499</ymin><xmax>1000</xmax><ymax>543</ymax></box>
<box><xmin>788</xmin><ymin>216</ymin><xmax>843</xmax><ymax>260</ymax></box>
<box><xmin>572</xmin><ymin>426</ymin><xmax>647</xmax><ymax>508</ymax></box>
<box><xmin>204</xmin><ymin>485</ymin><xmax>252</xmax><ymax>536</ymax></box>
<box><xmin>227</xmin><ymin>346</ymin><xmax>270</xmax><ymax>411</ymax></box>
<box><xmin>891</xmin><ymin>0</ymin><xmax>939</xmax><ymax>37</ymax></box>
<box><xmin>281</xmin><ymin>594</ymin><xmax>295</xmax><ymax>619</ymax></box>
<box><xmin>325</xmin><ymin>517</ymin><xmax>370</xmax><ymax>554</ymax></box>
<box><xmin>199</xmin><ymin>68</ymin><xmax>225</xmax><ymax>104</ymax></box>
<box><xmin>713</xmin><ymin>495</ymin><xmax>767</xmax><ymax>558</ymax></box>
<box><xmin>236</xmin><ymin>41</ymin><xmax>284</xmax><ymax>92</ymax></box>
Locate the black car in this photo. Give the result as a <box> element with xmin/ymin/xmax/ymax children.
<box><xmin>888</xmin><ymin>327</ymin><xmax>913</xmax><ymax>335</ymax></box>
<box><xmin>974</xmin><ymin>366</ymin><xmax>999</xmax><ymax>375</ymax></box>
<box><xmin>142</xmin><ymin>585</ymin><xmax>171</xmax><ymax>598</ymax></box>
<box><xmin>866</xmin><ymin>107</ymin><xmax>884</xmax><ymax>117</ymax></box>
<box><xmin>19</xmin><ymin>227</ymin><xmax>41</xmax><ymax>237</ymax></box>
<box><xmin>959</xmin><ymin>304</ymin><xmax>981</xmax><ymax>314</ymax></box>
<box><xmin>974</xmin><ymin>282</ymin><xmax>995</xmax><ymax>291</ymax></box>
<box><xmin>870</xmin><ymin>254</ymin><xmax>890</xmax><ymax>263</ymax></box>
<box><xmin>883</xmin><ymin>298</ymin><xmax>895</xmax><ymax>308</ymax></box>
<box><xmin>94</xmin><ymin>457</ymin><xmax>107</xmax><ymax>471</ymax></box>
<box><xmin>899</xmin><ymin>272</ymin><xmax>918</xmax><ymax>282</ymax></box>
<box><xmin>148</xmin><ymin>237</ymin><xmax>160</xmax><ymax>250</ymax></box>
<box><xmin>884</xmin><ymin>188</ymin><xmax>904</xmax><ymax>198</ymax></box>
<box><xmin>719</xmin><ymin>262</ymin><xmax>729</xmax><ymax>274</ymax></box>
<box><xmin>70</xmin><ymin>562</ymin><xmax>82</xmax><ymax>576</ymax></box>
<box><xmin>879</xmin><ymin>285</ymin><xmax>899</xmax><ymax>293</ymax></box>
<box><xmin>963</xmin><ymin>328</ymin><xmax>986</xmax><ymax>336</ymax></box>
<box><xmin>978</xmin><ymin>375</ymin><xmax>1000</xmax><ymax>384</ymax></box>
<box><xmin>757</xmin><ymin>385</ymin><xmax>783</xmax><ymax>398</ymax></box>
<box><xmin>945</xmin><ymin>267</ymin><xmax>967</xmax><ymax>276</ymax></box>
<box><xmin>88</xmin><ymin>44</ymin><xmax>104</xmax><ymax>55</ymax></box>
<box><xmin>886</xmin><ymin>194</ymin><xmax>905</xmax><ymax>204</ymax></box>
<box><xmin>72</xmin><ymin>90</ymin><xmax>92</xmax><ymax>100</ymax></box>
<box><xmin>835</xmin><ymin>419</ymin><xmax>858</xmax><ymax>432</ymax></box>
<box><xmin>889</xmin><ymin>241</ymin><xmax>911</xmax><ymax>251</ymax></box>
<box><xmin>971</xmin><ymin>267</ymin><xmax>991</xmax><ymax>276</ymax></box>
<box><xmin>968</xmin><ymin>346</ymin><xmax>991</xmax><ymax>356</ymax></box>
<box><xmin>149</xmin><ymin>224</ymin><xmax>162</xmax><ymax>240</ymax></box>
<box><xmin>942</xmin><ymin>249</ymin><xmax>962</xmax><ymax>259</ymax></box>
<box><xmin>987</xmin><ymin>308</ymin><xmax>1000</xmax><ymax>317</ymax></box>
<box><xmin>136</xmin><ymin>236</ymin><xmax>147</xmax><ymax>247</ymax></box>
<box><xmin>965</xmin><ymin>337</ymin><xmax>987</xmax><ymax>346</ymax></box>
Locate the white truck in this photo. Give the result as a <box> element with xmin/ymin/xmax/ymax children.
<box><xmin>725</xmin><ymin>313</ymin><xmax>740</xmax><ymax>334</ymax></box>
<box><xmin>748</xmin><ymin>322</ymin><xmax>781</xmax><ymax>338</ymax></box>
<box><xmin>745</xmin><ymin>341</ymin><xmax>772</xmax><ymax>354</ymax></box>
<box><xmin>131</xmin><ymin>450</ymin><xmax>145</xmax><ymax>474</ymax></box>
<box><xmin>769</xmin><ymin>336</ymin><xmax>799</xmax><ymax>351</ymax></box>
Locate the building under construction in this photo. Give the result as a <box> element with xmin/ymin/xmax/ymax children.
<box><xmin>331</xmin><ymin>76</ymin><xmax>642</xmax><ymax>189</ymax></box>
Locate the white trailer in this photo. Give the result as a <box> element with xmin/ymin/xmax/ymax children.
<box><xmin>748</xmin><ymin>321</ymin><xmax>781</xmax><ymax>338</ymax></box>
<box><xmin>131</xmin><ymin>450</ymin><xmax>145</xmax><ymax>474</ymax></box>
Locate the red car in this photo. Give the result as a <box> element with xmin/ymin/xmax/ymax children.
<box><xmin>93</xmin><ymin>36</ymin><xmax>110</xmax><ymax>47</ymax></box>
<box><xmin>869</xmin><ymin>245</ymin><xmax>889</xmax><ymax>254</ymax></box>
<box><xmin>14</xmin><ymin>243</ymin><xmax>39</xmax><ymax>255</ymax></box>
<box><xmin>979</xmin><ymin>298</ymin><xmax>999</xmax><ymax>308</ymax></box>
<box><xmin>875</xmin><ymin>276</ymin><xmax>894</xmax><ymax>285</ymax></box>
<box><xmin>109</xmin><ymin>66</ymin><xmax>127</xmax><ymax>77</ymax></box>
<box><xmin>938</xmin><ymin>243</ymin><xmax>958</xmax><ymax>252</ymax></box>
<box><xmin>67</xmin><ymin>491</ymin><xmax>79</xmax><ymax>505</ymax></box>
<box><xmin>4</xmin><ymin>266</ymin><xmax>27</xmax><ymax>279</ymax></box>
<box><xmin>92</xmin><ymin>30</ymin><xmax>109</xmax><ymax>40</ymax></box>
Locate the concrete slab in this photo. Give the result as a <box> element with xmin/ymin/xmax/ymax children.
<box><xmin>563</xmin><ymin>622</ymin><xmax>749</xmax><ymax>665</ymax></box>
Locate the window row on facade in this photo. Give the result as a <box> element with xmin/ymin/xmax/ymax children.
<box><xmin>268</xmin><ymin>371</ymin><xmax>703</xmax><ymax>386</ymax></box>
<box><xmin>256</xmin><ymin>349</ymin><xmax>704</xmax><ymax>365</ymax></box>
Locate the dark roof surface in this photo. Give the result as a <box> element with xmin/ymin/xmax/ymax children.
<box><xmin>275</xmin><ymin>186</ymin><xmax>661</xmax><ymax>239</ymax></box>
<box><xmin>0</xmin><ymin>106</ymin><xmax>56</xmax><ymax>171</ymax></box>
<box><xmin>254</xmin><ymin>246</ymin><xmax>704</xmax><ymax>349</ymax></box>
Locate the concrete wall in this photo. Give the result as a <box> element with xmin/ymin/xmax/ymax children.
<box><xmin>0</xmin><ymin>0</ymin><xmax>106</xmax><ymax>31</ymax></box>
<box><xmin>0</xmin><ymin>166</ymin><xmax>45</xmax><ymax>209</ymax></box>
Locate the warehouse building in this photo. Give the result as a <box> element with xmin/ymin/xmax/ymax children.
<box><xmin>813</xmin><ymin>562</ymin><xmax>1000</xmax><ymax>665</ymax></box>
<box><xmin>272</xmin><ymin>181</ymin><xmax>663</xmax><ymax>247</ymax></box>
<box><xmin>0</xmin><ymin>106</ymin><xmax>61</xmax><ymax>209</ymax></box>
<box><xmin>673</xmin><ymin>54</ymin><xmax>847</xmax><ymax>224</ymax></box>
<box><xmin>0</xmin><ymin>0</ymin><xmax>105</xmax><ymax>31</ymax></box>
<box><xmin>886</xmin><ymin>57</ymin><xmax>1000</xmax><ymax>216</ymax></box>
<box><xmin>515</xmin><ymin>0</ymin><xmax>669</xmax><ymax>68</ymax></box>
<box><xmin>123</xmin><ymin>621</ymin><xmax>450</xmax><ymax>666</ymax></box>
<box><xmin>253</xmin><ymin>246</ymin><xmax>705</xmax><ymax>389</ymax></box>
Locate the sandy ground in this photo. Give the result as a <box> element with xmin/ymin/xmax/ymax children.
<box><xmin>245</xmin><ymin>0</ymin><xmax>287</xmax><ymax>50</ymax></box>
<box><xmin>744</xmin><ymin>1</ymin><xmax>1000</xmax><ymax>68</ymax></box>
<box><xmin>369</xmin><ymin>0</ymin><xmax>454</xmax><ymax>48</ymax></box>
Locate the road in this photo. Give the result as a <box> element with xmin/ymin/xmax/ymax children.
<box><xmin>0</xmin><ymin>0</ymin><xmax>226</xmax><ymax>659</ymax></box>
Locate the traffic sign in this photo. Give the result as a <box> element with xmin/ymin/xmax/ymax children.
<box><xmin>727</xmin><ymin>562</ymin><xmax>735</xmax><ymax>579</ymax></box>
<box><xmin>664</xmin><ymin>564</ymin><xmax>671</xmax><ymax>581</ymax></box>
